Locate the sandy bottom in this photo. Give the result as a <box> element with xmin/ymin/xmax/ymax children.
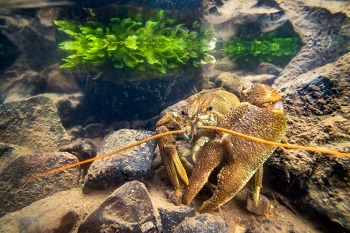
<box><xmin>0</xmin><ymin>171</ymin><xmax>330</xmax><ymax>233</ymax></box>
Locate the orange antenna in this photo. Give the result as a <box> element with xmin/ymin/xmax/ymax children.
<box><xmin>27</xmin><ymin>125</ymin><xmax>350</xmax><ymax>180</ymax></box>
<box><xmin>199</xmin><ymin>125</ymin><xmax>350</xmax><ymax>159</ymax></box>
<box><xmin>26</xmin><ymin>129</ymin><xmax>186</xmax><ymax>180</ymax></box>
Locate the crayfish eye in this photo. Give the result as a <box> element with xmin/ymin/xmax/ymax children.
<box><xmin>207</xmin><ymin>106</ymin><xmax>213</xmax><ymax>111</ymax></box>
<box><xmin>181</xmin><ymin>110</ymin><xmax>187</xmax><ymax>116</ymax></box>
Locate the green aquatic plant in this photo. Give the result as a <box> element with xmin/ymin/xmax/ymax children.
<box><xmin>54</xmin><ymin>10</ymin><xmax>213</xmax><ymax>74</ymax></box>
<box><xmin>223</xmin><ymin>31</ymin><xmax>301</xmax><ymax>67</ymax></box>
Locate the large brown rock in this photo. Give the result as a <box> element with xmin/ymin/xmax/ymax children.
<box><xmin>269</xmin><ymin>52</ymin><xmax>350</xmax><ymax>229</ymax></box>
<box><xmin>172</xmin><ymin>213</ymin><xmax>228</xmax><ymax>233</ymax></box>
<box><xmin>158</xmin><ymin>206</ymin><xmax>196</xmax><ymax>233</ymax></box>
<box><xmin>0</xmin><ymin>190</ymin><xmax>79</xmax><ymax>233</ymax></box>
<box><xmin>0</xmin><ymin>95</ymin><xmax>70</xmax><ymax>153</ymax></box>
<box><xmin>18</xmin><ymin>204</ymin><xmax>78</xmax><ymax>233</ymax></box>
<box><xmin>0</xmin><ymin>149</ymin><xmax>80</xmax><ymax>217</ymax></box>
<box><xmin>0</xmin><ymin>11</ymin><xmax>57</xmax><ymax>71</ymax></box>
<box><xmin>83</xmin><ymin>129</ymin><xmax>156</xmax><ymax>193</ymax></box>
<box><xmin>78</xmin><ymin>180</ymin><xmax>158</xmax><ymax>232</ymax></box>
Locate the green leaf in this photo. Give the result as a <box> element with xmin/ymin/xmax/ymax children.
<box><xmin>107</xmin><ymin>42</ymin><xmax>118</xmax><ymax>51</ymax></box>
<box><xmin>80</xmin><ymin>26</ymin><xmax>95</xmax><ymax>35</ymax></box>
<box><xmin>144</xmin><ymin>21</ymin><xmax>157</xmax><ymax>36</ymax></box>
<box><xmin>60</xmin><ymin>63</ymin><xmax>75</xmax><ymax>68</ymax></box>
<box><xmin>125</xmin><ymin>35</ymin><xmax>138</xmax><ymax>50</ymax></box>
<box><xmin>144</xmin><ymin>50</ymin><xmax>159</xmax><ymax>64</ymax></box>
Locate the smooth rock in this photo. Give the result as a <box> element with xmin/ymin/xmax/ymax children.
<box><xmin>244</xmin><ymin>74</ymin><xmax>277</xmax><ymax>86</ymax></box>
<box><xmin>83</xmin><ymin>123</ymin><xmax>104</xmax><ymax>139</ymax></box>
<box><xmin>212</xmin><ymin>72</ymin><xmax>252</xmax><ymax>97</ymax></box>
<box><xmin>256</xmin><ymin>62</ymin><xmax>283</xmax><ymax>76</ymax></box>
<box><xmin>66</xmin><ymin>125</ymin><xmax>84</xmax><ymax>140</ymax></box>
<box><xmin>0</xmin><ymin>151</ymin><xmax>79</xmax><ymax>217</ymax></box>
<box><xmin>159</xmin><ymin>206</ymin><xmax>196</xmax><ymax>233</ymax></box>
<box><xmin>78</xmin><ymin>181</ymin><xmax>158</xmax><ymax>233</ymax></box>
<box><xmin>0</xmin><ymin>190</ymin><xmax>80</xmax><ymax>233</ymax></box>
<box><xmin>246</xmin><ymin>192</ymin><xmax>271</xmax><ymax>216</ymax></box>
<box><xmin>173</xmin><ymin>213</ymin><xmax>228</xmax><ymax>233</ymax></box>
<box><xmin>59</xmin><ymin>138</ymin><xmax>97</xmax><ymax>161</ymax></box>
<box><xmin>18</xmin><ymin>204</ymin><xmax>78</xmax><ymax>233</ymax></box>
<box><xmin>83</xmin><ymin>129</ymin><xmax>156</xmax><ymax>193</ymax></box>
<box><xmin>0</xmin><ymin>95</ymin><xmax>70</xmax><ymax>153</ymax></box>
<box><xmin>41</xmin><ymin>64</ymin><xmax>79</xmax><ymax>93</ymax></box>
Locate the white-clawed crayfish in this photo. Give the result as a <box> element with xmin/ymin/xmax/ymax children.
<box><xmin>29</xmin><ymin>83</ymin><xmax>350</xmax><ymax>213</ymax></box>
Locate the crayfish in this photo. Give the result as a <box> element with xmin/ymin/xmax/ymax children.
<box><xmin>30</xmin><ymin>84</ymin><xmax>350</xmax><ymax>213</ymax></box>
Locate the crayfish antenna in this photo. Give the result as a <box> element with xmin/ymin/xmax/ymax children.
<box><xmin>26</xmin><ymin>126</ymin><xmax>350</xmax><ymax>181</ymax></box>
<box><xmin>26</xmin><ymin>130</ymin><xmax>187</xmax><ymax>180</ymax></box>
<box><xmin>198</xmin><ymin>126</ymin><xmax>350</xmax><ymax>159</ymax></box>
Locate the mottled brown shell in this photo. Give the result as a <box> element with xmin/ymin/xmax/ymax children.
<box><xmin>185</xmin><ymin>90</ymin><xmax>240</xmax><ymax>123</ymax></box>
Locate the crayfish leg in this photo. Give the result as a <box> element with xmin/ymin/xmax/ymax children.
<box><xmin>156</xmin><ymin>126</ymin><xmax>189</xmax><ymax>189</ymax></box>
<box><xmin>253</xmin><ymin>166</ymin><xmax>264</xmax><ymax>206</ymax></box>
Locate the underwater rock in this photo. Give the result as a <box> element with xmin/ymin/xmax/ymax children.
<box><xmin>0</xmin><ymin>66</ymin><xmax>45</xmax><ymax>103</ymax></box>
<box><xmin>0</xmin><ymin>11</ymin><xmax>58</xmax><ymax>71</ymax></box>
<box><xmin>246</xmin><ymin>192</ymin><xmax>271</xmax><ymax>216</ymax></box>
<box><xmin>211</xmin><ymin>73</ymin><xmax>252</xmax><ymax>97</ymax></box>
<box><xmin>59</xmin><ymin>138</ymin><xmax>97</xmax><ymax>161</ymax></box>
<box><xmin>82</xmin><ymin>67</ymin><xmax>203</xmax><ymax>124</ymax></box>
<box><xmin>158</xmin><ymin>206</ymin><xmax>196</xmax><ymax>233</ymax></box>
<box><xmin>256</xmin><ymin>62</ymin><xmax>283</xmax><ymax>76</ymax></box>
<box><xmin>0</xmin><ymin>95</ymin><xmax>70</xmax><ymax>153</ymax></box>
<box><xmin>40</xmin><ymin>64</ymin><xmax>79</xmax><ymax>94</ymax></box>
<box><xmin>48</xmin><ymin>92</ymin><xmax>89</xmax><ymax>127</ymax></box>
<box><xmin>83</xmin><ymin>123</ymin><xmax>104</xmax><ymax>139</ymax></box>
<box><xmin>18</xmin><ymin>204</ymin><xmax>78</xmax><ymax>233</ymax></box>
<box><xmin>83</xmin><ymin>129</ymin><xmax>156</xmax><ymax>193</ymax></box>
<box><xmin>172</xmin><ymin>213</ymin><xmax>228</xmax><ymax>233</ymax></box>
<box><xmin>270</xmin><ymin>52</ymin><xmax>350</xmax><ymax>230</ymax></box>
<box><xmin>0</xmin><ymin>65</ymin><xmax>87</xmax><ymax>127</ymax></box>
<box><xmin>66</xmin><ymin>125</ymin><xmax>84</xmax><ymax>140</ymax></box>
<box><xmin>245</xmin><ymin>219</ymin><xmax>298</xmax><ymax>233</ymax></box>
<box><xmin>243</xmin><ymin>74</ymin><xmax>276</xmax><ymax>86</ymax></box>
<box><xmin>0</xmin><ymin>12</ymin><xmax>89</xmax><ymax>126</ymax></box>
<box><xmin>78</xmin><ymin>180</ymin><xmax>158</xmax><ymax>233</ymax></box>
<box><xmin>202</xmin><ymin>0</ymin><xmax>286</xmax><ymax>41</ymax></box>
<box><xmin>213</xmin><ymin>57</ymin><xmax>239</xmax><ymax>72</ymax></box>
<box><xmin>0</xmin><ymin>192</ymin><xmax>79</xmax><ymax>233</ymax></box>
<box><xmin>35</xmin><ymin>92</ymin><xmax>90</xmax><ymax>128</ymax></box>
<box><xmin>0</xmin><ymin>151</ymin><xmax>80</xmax><ymax>217</ymax></box>
<box><xmin>274</xmin><ymin>1</ymin><xmax>348</xmax><ymax>85</ymax></box>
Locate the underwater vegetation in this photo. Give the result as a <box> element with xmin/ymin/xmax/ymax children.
<box><xmin>54</xmin><ymin>10</ymin><xmax>214</xmax><ymax>74</ymax></box>
<box><xmin>224</xmin><ymin>30</ymin><xmax>302</xmax><ymax>67</ymax></box>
